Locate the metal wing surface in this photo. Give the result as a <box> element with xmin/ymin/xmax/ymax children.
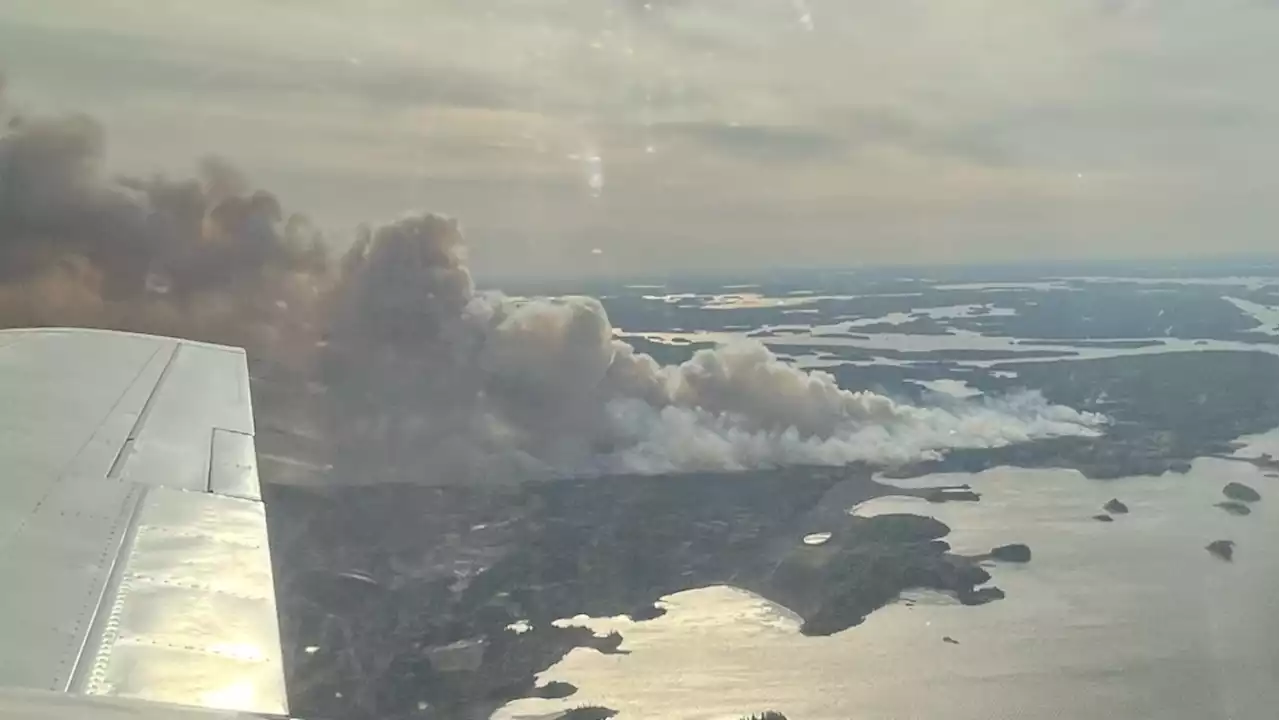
<box><xmin>0</xmin><ymin>328</ymin><xmax>289</xmax><ymax>718</ymax></box>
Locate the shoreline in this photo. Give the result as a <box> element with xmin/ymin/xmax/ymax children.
<box><xmin>264</xmin><ymin>466</ymin><xmax>1017</xmax><ymax>718</ymax></box>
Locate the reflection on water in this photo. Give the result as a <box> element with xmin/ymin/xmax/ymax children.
<box><xmin>641</xmin><ymin>292</ymin><xmax>904</xmax><ymax>310</ymax></box>
<box><xmin>789</xmin><ymin>354</ymin><xmax>907</xmax><ymax>370</ymax></box>
<box><xmin>1228</xmin><ymin>428</ymin><xmax>1280</xmax><ymax>458</ymax></box>
<box><xmin>616</xmin><ymin>275</ymin><xmax>1278</xmax><ymax>369</ymax></box>
<box><xmin>842</xmin><ymin>304</ymin><xmax>1018</xmax><ymax>326</ymax></box>
<box><xmin>495</xmin><ymin>432</ymin><xmax>1278</xmax><ymax>720</ymax></box>
<box><xmin>1059</xmin><ymin>276</ymin><xmax>1276</xmax><ymax>290</ymax></box>
<box><xmin>615</xmin><ymin>326</ymin><xmax>1277</xmax><ymax>367</ymax></box>
<box><xmin>930</xmin><ymin>281</ymin><xmax>1075</xmax><ymax>292</ymax></box>
<box><xmin>1223</xmin><ymin>296</ymin><xmax>1279</xmax><ymax>336</ymax></box>
<box><xmin>908</xmin><ymin>378</ymin><xmax>982</xmax><ymax>398</ymax></box>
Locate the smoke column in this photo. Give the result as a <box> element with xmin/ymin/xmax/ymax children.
<box><xmin>326</xmin><ymin>214</ymin><xmax>1107</xmax><ymax>480</ymax></box>
<box><xmin>0</xmin><ymin>96</ymin><xmax>328</xmax><ymax>364</ymax></box>
<box><xmin>0</xmin><ymin>94</ymin><xmax>1107</xmax><ymax>482</ymax></box>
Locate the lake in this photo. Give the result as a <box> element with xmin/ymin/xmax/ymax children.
<box><xmin>496</xmin><ymin>431</ymin><xmax>1278</xmax><ymax>720</ymax></box>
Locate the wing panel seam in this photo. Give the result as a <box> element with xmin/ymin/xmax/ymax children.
<box><xmin>106</xmin><ymin>343</ymin><xmax>182</xmax><ymax>479</ymax></box>
<box><xmin>0</xmin><ymin>341</ymin><xmax>165</xmax><ymax>552</ymax></box>
<box><xmin>66</xmin><ymin>484</ymin><xmax>150</xmax><ymax>693</ymax></box>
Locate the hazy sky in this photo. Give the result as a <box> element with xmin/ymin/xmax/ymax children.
<box><xmin>1</xmin><ymin>0</ymin><xmax>1275</xmax><ymax>274</ymax></box>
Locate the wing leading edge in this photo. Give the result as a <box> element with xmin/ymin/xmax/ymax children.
<box><xmin>0</xmin><ymin>328</ymin><xmax>289</xmax><ymax>716</ymax></box>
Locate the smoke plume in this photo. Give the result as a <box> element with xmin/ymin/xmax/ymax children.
<box><xmin>0</xmin><ymin>94</ymin><xmax>1106</xmax><ymax>481</ymax></box>
<box><xmin>0</xmin><ymin>98</ymin><xmax>328</xmax><ymax>364</ymax></box>
<box><xmin>326</xmin><ymin>214</ymin><xmax>1107</xmax><ymax>480</ymax></box>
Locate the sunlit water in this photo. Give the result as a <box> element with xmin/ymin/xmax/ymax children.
<box><xmin>494</xmin><ymin>431</ymin><xmax>1278</xmax><ymax>720</ymax></box>
<box><xmin>1223</xmin><ymin>296</ymin><xmax>1279</xmax><ymax>336</ymax></box>
<box><xmin>907</xmin><ymin>378</ymin><xmax>982</xmax><ymax>398</ymax></box>
<box><xmin>615</xmin><ymin>278</ymin><xmax>1278</xmax><ymax>368</ymax></box>
<box><xmin>615</xmin><ymin>326</ymin><xmax>1277</xmax><ymax>367</ymax></box>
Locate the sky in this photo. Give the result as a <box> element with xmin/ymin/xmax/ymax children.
<box><xmin>0</xmin><ymin>0</ymin><xmax>1275</xmax><ymax>276</ymax></box>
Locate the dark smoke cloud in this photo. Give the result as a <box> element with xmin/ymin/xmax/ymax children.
<box><xmin>0</xmin><ymin>90</ymin><xmax>1106</xmax><ymax>483</ymax></box>
<box><xmin>0</xmin><ymin>95</ymin><xmax>328</xmax><ymax>361</ymax></box>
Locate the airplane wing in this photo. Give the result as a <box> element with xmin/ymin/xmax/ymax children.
<box><xmin>0</xmin><ymin>328</ymin><xmax>289</xmax><ymax>718</ymax></box>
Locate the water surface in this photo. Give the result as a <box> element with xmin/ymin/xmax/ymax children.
<box><xmin>496</xmin><ymin>432</ymin><xmax>1278</xmax><ymax>720</ymax></box>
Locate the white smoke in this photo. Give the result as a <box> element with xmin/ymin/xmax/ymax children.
<box><xmin>330</xmin><ymin>214</ymin><xmax>1108</xmax><ymax>480</ymax></box>
<box><xmin>498</xmin><ymin>310</ymin><xmax>1105</xmax><ymax>475</ymax></box>
<box><xmin>593</xmin><ymin>368</ymin><xmax>1104</xmax><ymax>475</ymax></box>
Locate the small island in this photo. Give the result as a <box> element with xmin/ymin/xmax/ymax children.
<box><xmin>556</xmin><ymin>706</ymin><xmax>617</xmax><ymax>720</ymax></box>
<box><xmin>1215</xmin><ymin>501</ymin><xmax>1252</xmax><ymax>516</ymax></box>
<box><xmin>1223</xmin><ymin>482</ymin><xmax>1262</xmax><ymax>503</ymax></box>
<box><xmin>1206</xmin><ymin>539</ymin><xmax>1236</xmax><ymax>561</ymax></box>
<box><xmin>988</xmin><ymin>544</ymin><xmax>1032</xmax><ymax>563</ymax></box>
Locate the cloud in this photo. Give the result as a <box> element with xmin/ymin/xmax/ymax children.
<box><xmin>0</xmin><ymin>0</ymin><xmax>1273</xmax><ymax>269</ymax></box>
<box><xmin>0</xmin><ymin>19</ymin><xmax>521</xmax><ymax>112</ymax></box>
<box><xmin>829</xmin><ymin>107</ymin><xmax>1014</xmax><ymax>167</ymax></box>
<box><xmin>652</xmin><ymin>121</ymin><xmax>845</xmax><ymax>161</ymax></box>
